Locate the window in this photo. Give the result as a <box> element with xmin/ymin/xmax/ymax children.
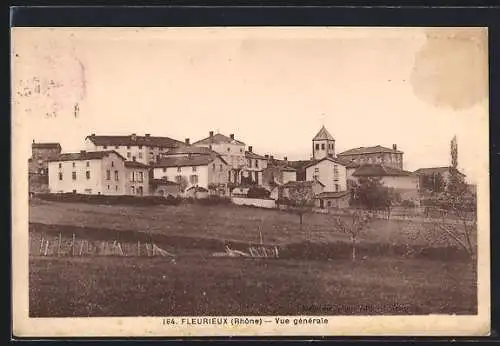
<box><xmin>115</xmin><ymin>145</ymin><xmax>119</xmax><ymax>149</ymax></box>
<box><xmin>72</xmin><ymin>172</ymin><xmax>77</xmax><ymax>180</ymax></box>
<box><xmin>220</xmin><ymin>164</ymin><xmax>223</xmax><ymax>171</ymax></box>
<box><xmin>175</xmin><ymin>175</ymin><xmax>183</xmax><ymax>184</ymax></box>
<box><xmin>130</xmin><ymin>186</ymin><xmax>135</xmax><ymax>194</ymax></box>
<box><xmin>58</xmin><ymin>163</ymin><xmax>62</xmax><ymax>168</ymax></box>
<box><xmin>138</xmin><ymin>152</ymin><xmax>143</xmax><ymax>159</ymax></box>
<box><xmin>130</xmin><ymin>172</ymin><xmax>135</xmax><ymax>182</ymax></box>
<box><xmin>127</xmin><ymin>146</ymin><xmax>131</xmax><ymax>149</ymax></box>
<box><xmin>321</xmin><ymin>143</ymin><xmax>325</xmax><ymax>150</ymax></box>
<box><xmin>327</xmin><ymin>201</ymin><xmax>331</xmax><ymax>207</ymax></box>
<box><xmin>227</xmin><ymin>148</ymin><xmax>230</xmax><ymax>152</ymax></box>
<box><xmin>103</xmin><ymin>145</ymin><xmax>108</xmax><ymax>149</ymax></box>
<box><xmin>315</xmin><ymin>144</ymin><xmax>319</xmax><ymax>150</ymax></box>
<box><xmin>127</xmin><ymin>152</ymin><xmax>131</xmax><ymax>158</ymax></box>
<box><xmin>240</xmin><ymin>149</ymin><xmax>243</xmax><ymax>153</ymax></box>
<box><xmin>209</xmin><ymin>145</ymin><xmax>212</xmax><ymax>149</ymax></box>
<box><xmin>177</xmin><ymin>167</ymin><xmax>182</xmax><ymax>173</ymax></box>
<box><xmin>114</xmin><ymin>170</ymin><xmax>119</xmax><ymax>181</ymax></box>
<box><xmin>314</xmin><ymin>167</ymin><xmax>319</xmax><ymax>173</ymax></box>
<box><xmin>255</xmin><ymin>160</ymin><xmax>259</xmax><ymax>168</ymax></box>
<box><xmin>138</xmin><ymin>145</ymin><xmax>143</xmax><ymax>149</ymax></box>
<box><xmin>58</xmin><ymin>172</ymin><xmax>63</xmax><ymax>180</ymax></box>
<box><xmin>115</xmin><ymin>185</ymin><xmax>118</xmax><ymax>191</ymax></box>
<box><xmin>72</xmin><ymin>162</ymin><xmax>76</xmax><ymax>168</ymax></box>
<box><xmin>138</xmin><ymin>172</ymin><xmax>144</xmax><ymax>182</ymax></box>
<box><xmin>111</xmin><ymin>161</ymin><xmax>114</xmax><ymax>167</ymax></box>
<box><xmin>106</xmin><ymin>170</ymin><xmax>111</xmax><ymax>180</ymax></box>
<box><xmin>86</xmin><ymin>171</ymin><xmax>90</xmax><ymax>179</ymax></box>
<box><xmin>163</xmin><ymin>167</ymin><xmax>166</xmax><ymax>172</ymax></box>
<box><xmin>86</xmin><ymin>161</ymin><xmax>90</xmax><ymax>167</ymax></box>
<box><xmin>213</xmin><ymin>163</ymin><xmax>216</xmax><ymax>171</ymax></box>
<box><xmin>335</xmin><ymin>184</ymin><xmax>339</xmax><ymax>192</ymax></box>
<box><xmin>190</xmin><ymin>175</ymin><xmax>198</xmax><ymax>184</ymax></box>
<box><xmin>192</xmin><ymin>166</ymin><xmax>197</xmax><ymax>172</ymax></box>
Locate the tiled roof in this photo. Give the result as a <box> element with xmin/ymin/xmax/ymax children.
<box><xmin>193</xmin><ymin>133</ymin><xmax>245</xmax><ymax>146</ymax></box>
<box><xmin>151</xmin><ymin>178</ymin><xmax>179</xmax><ymax>186</ymax></box>
<box><xmin>32</xmin><ymin>142</ymin><xmax>61</xmax><ymax>149</ymax></box>
<box><xmin>313</xmin><ymin>126</ymin><xmax>335</xmax><ymax>141</ymax></box>
<box><xmin>124</xmin><ymin>160</ymin><xmax>149</xmax><ymax>169</ymax></box>
<box><xmin>164</xmin><ymin>146</ymin><xmax>219</xmax><ymax>157</ymax></box>
<box><xmin>414</xmin><ymin>166</ymin><xmax>466</xmax><ymax>176</ymax></box>
<box><xmin>338</xmin><ymin>145</ymin><xmax>403</xmax><ymax>156</ymax></box>
<box><xmin>49</xmin><ymin>150</ymin><xmax>125</xmax><ymax>162</ymax></box>
<box><xmin>245</xmin><ymin>151</ymin><xmax>266</xmax><ymax>159</ymax></box>
<box><xmin>352</xmin><ymin>164</ymin><xmax>413</xmax><ymax>177</ymax></box>
<box><xmin>152</xmin><ymin>155</ymin><xmax>219</xmax><ymax>168</ymax></box>
<box><xmin>316</xmin><ymin>191</ymin><xmax>350</xmax><ymax>199</ymax></box>
<box><xmin>303</xmin><ymin>157</ymin><xmax>347</xmax><ymax>169</ymax></box>
<box><xmin>283</xmin><ymin>180</ymin><xmax>325</xmax><ymax>188</ymax></box>
<box><xmin>86</xmin><ymin>134</ymin><xmax>185</xmax><ymax>148</ymax></box>
<box><xmin>186</xmin><ymin>186</ymin><xmax>209</xmax><ymax>192</ymax></box>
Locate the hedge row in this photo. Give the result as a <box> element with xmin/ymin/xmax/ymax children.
<box><xmin>37</xmin><ymin>193</ymin><xmax>182</xmax><ymax>206</ymax></box>
<box><xmin>36</xmin><ymin>193</ymin><xmax>234</xmax><ymax>206</ymax></box>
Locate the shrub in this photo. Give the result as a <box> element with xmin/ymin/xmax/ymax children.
<box><xmin>38</xmin><ymin>193</ymin><xmax>181</xmax><ymax>206</ymax></box>
<box><xmin>196</xmin><ymin>195</ymin><xmax>231</xmax><ymax>206</ymax></box>
<box><xmin>247</xmin><ymin>186</ymin><xmax>271</xmax><ymax>199</ymax></box>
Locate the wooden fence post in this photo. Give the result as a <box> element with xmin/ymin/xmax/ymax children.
<box><xmin>71</xmin><ymin>233</ymin><xmax>76</xmax><ymax>256</ymax></box>
<box><xmin>57</xmin><ymin>232</ymin><xmax>62</xmax><ymax>256</ymax></box>
<box><xmin>39</xmin><ymin>233</ymin><xmax>44</xmax><ymax>256</ymax></box>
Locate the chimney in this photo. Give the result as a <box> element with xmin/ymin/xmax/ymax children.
<box><xmin>393</xmin><ymin>144</ymin><xmax>397</xmax><ymax>151</ymax></box>
<box><xmin>131</xmin><ymin>133</ymin><xmax>137</xmax><ymax>141</ymax></box>
<box><xmin>32</xmin><ymin>139</ymin><xmax>35</xmax><ymax>144</ymax></box>
<box><xmin>80</xmin><ymin>150</ymin><xmax>86</xmax><ymax>155</ymax></box>
<box><xmin>270</xmin><ymin>155</ymin><xmax>274</xmax><ymax>160</ymax></box>
<box><xmin>248</xmin><ymin>146</ymin><xmax>253</xmax><ymax>153</ymax></box>
<box><xmin>284</xmin><ymin>156</ymin><xmax>288</xmax><ymax>161</ymax></box>
<box><xmin>91</xmin><ymin>133</ymin><xmax>95</xmax><ymax>137</ymax></box>
<box><xmin>185</xmin><ymin>138</ymin><xmax>190</xmax><ymax>145</ymax></box>
<box><xmin>265</xmin><ymin>154</ymin><xmax>269</xmax><ymax>159</ymax></box>
<box><xmin>209</xmin><ymin>131</ymin><xmax>214</xmax><ymax>137</ymax></box>
<box><xmin>145</xmin><ymin>133</ymin><xmax>151</xmax><ymax>137</ymax></box>
<box><xmin>230</xmin><ymin>134</ymin><xmax>235</xmax><ymax>140</ymax></box>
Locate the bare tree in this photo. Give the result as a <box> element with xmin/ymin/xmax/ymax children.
<box><xmin>334</xmin><ymin>210</ymin><xmax>374</xmax><ymax>261</ymax></box>
<box><xmin>286</xmin><ymin>183</ymin><xmax>316</xmax><ymax>240</ymax></box>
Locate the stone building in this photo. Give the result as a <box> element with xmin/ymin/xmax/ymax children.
<box><xmin>337</xmin><ymin>145</ymin><xmax>404</xmax><ymax>170</ymax></box>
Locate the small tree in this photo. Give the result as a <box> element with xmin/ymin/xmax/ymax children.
<box><xmin>350</xmin><ymin>177</ymin><xmax>400</xmax><ymax>218</ymax></box>
<box><xmin>421</xmin><ymin>172</ymin><xmax>446</xmax><ymax>194</ymax></box>
<box><xmin>286</xmin><ymin>183</ymin><xmax>316</xmax><ymax>240</ymax></box>
<box><xmin>175</xmin><ymin>175</ymin><xmax>188</xmax><ymax>192</ymax></box>
<box><xmin>334</xmin><ymin>210</ymin><xmax>374</xmax><ymax>261</ymax></box>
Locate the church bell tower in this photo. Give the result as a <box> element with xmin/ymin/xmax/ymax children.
<box><xmin>312</xmin><ymin>126</ymin><xmax>335</xmax><ymax>160</ymax></box>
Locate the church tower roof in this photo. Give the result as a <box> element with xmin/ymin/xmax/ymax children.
<box><xmin>313</xmin><ymin>126</ymin><xmax>335</xmax><ymax>141</ymax></box>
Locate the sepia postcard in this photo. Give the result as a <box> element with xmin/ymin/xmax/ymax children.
<box><xmin>11</xmin><ymin>26</ymin><xmax>490</xmax><ymax>337</ymax></box>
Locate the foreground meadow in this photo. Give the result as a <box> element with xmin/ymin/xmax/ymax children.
<box><xmin>28</xmin><ymin>200</ymin><xmax>477</xmax><ymax>317</ymax></box>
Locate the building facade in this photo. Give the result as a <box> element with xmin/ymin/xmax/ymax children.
<box><xmin>304</xmin><ymin>157</ymin><xmax>348</xmax><ymax>193</ymax></box>
<box><xmin>351</xmin><ymin>164</ymin><xmax>420</xmax><ymax>203</ymax></box>
<box><xmin>243</xmin><ymin>146</ymin><xmax>268</xmax><ymax>186</ymax></box>
<box><xmin>337</xmin><ymin>145</ymin><xmax>404</xmax><ymax>170</ymax></box>
<box><xmin>152</xmin><ymin>155</ymin><xmax>230</xmax><ymax>191</ymax></box>
<box><xmin>193</xmin><ymin>131</ymin><xmax>246</xmax><ymax>184</ymax></box>
<box><xmin>48</xmin><ymin>150</ymin><xmax>128</xmax><ymax>195</ymax></box>
<box><xmin>414</xmin><ymin>166</ymin><xmax>466</xmax><ymax>192</ymax></box>
<box><xmin>125</xmin><ymin>160</ymin><xmax>150</xmax><ymax>196</ymax></box>
<box><xmin>29</xmin><ymin>141</ymin><xmax>62</xmax><ymax>194</ymax></box>
<box><xmin>85</xmin><ymin>133</ymin><xmax>185</xmax><ymax>165</ymax></box>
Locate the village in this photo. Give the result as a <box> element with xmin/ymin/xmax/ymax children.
<box><xmin>28</xmin><ymin>126</ymin><xmax>470</xmax><ymax>213</ymax></box>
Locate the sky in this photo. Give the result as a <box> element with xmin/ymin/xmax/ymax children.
<box><xmin>12</xmin><ymin>27</ymin><xmax>488</xmax><ymax>183</ymax></box>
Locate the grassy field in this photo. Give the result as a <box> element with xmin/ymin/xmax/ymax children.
<box><xmin>29</xmin><ymin>200</ymin><xmax>473</xmax><ymax>247</ymax></box>
<box><xmin>30</xmin><ymin>255</ymin><xmax>476</xmax><ymax>317</ymax></box>
<box><xmin>28</xmin><ymin>200</ymin><xmax>477</xmax><ymax>317</ymax></box>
